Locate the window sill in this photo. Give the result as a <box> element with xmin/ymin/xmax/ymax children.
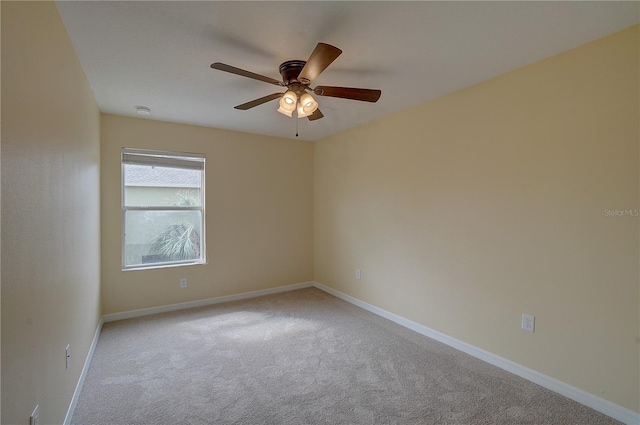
<box><xmin>122</xmin><ymin>260</ymin><xmax>206</xmax><ymax>272</ymax></box>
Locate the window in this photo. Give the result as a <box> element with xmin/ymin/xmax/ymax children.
<box><xmin>122</xmin><ymin>148</ymin><xmax>206</xmax><ymax>270</ymax></box>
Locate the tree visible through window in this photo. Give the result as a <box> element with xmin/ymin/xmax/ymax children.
<box><xmin>122</xmin><ymin>148</ymin><xmax>206</xmax><ymax>270</ymax></box>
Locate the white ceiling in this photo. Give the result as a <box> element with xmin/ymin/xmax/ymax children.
<box><xmin>56</xmin><ymin>1</ymin><xmax>639</xmax><ymax>141</ymax></box>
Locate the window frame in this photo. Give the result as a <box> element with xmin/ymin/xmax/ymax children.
<box><xmin>121</xmin><ymin>148</ymin><xmax>206</xmax><ymax>271</ymax></box>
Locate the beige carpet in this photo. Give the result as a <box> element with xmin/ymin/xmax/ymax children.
<box><xmin>71</xmin><ymin>288</ymin><xmax>621</xmax><ymax>424</ymax></box>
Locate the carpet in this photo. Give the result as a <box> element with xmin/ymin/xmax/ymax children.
<box><xmin>71</xmin><ymin>288</ymin><xmax>621</xmax><ymax>424</ymax></box>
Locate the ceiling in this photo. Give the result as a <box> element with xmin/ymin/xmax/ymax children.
<box><xmin>56</xmin><ymin>1</ymin><xmax>639</xmax><ymax>141</ymax></box>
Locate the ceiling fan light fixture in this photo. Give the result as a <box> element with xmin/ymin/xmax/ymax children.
<box><xmin>277</xmin><ymin>105</ymin><xmax>293</xmax><ymax>117</ymax></box>
<box><xmin>298</xmin><ymin>93</ymin><xmax>318</xmax><ymax>118</ymax></box>
<box><xmin>297</xmin><ymin>102</ymin><xmax>310</xmax><ymax>118</ymax></box>
<box><xmin>278</xmin><ymin>90</ymin><xmax>297</xmax><ymax>112</ymax></box>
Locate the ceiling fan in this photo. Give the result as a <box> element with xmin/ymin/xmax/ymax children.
<box><xmin>211</xmin><ymin>42</ymin><xmax>381</xmax><ymax>121</ymax></box>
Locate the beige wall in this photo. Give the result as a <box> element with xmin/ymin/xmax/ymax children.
<box><xmin>1</xmin><ymin>2</ymin><xmax>102</xmax><ymax>424</ymax></box>
<box><xmin>1</xmin><ymin>1</ymin><xmax>635</xmax><ymax>420</ymax></box>
<box><xmin>314</xmin><ymin>25</ymin><xmax>639</xmax><ymax>412</ymax></box>
<box><xmin>101</xmin><ymin>114</ymin><xmax>314</xmax><ymax>314</ymax></box>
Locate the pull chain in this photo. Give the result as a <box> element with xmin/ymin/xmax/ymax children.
<box><xmin>295</xmin><ymin>115</ymin><xmax>299</xmax><ymax>138</ymax></box>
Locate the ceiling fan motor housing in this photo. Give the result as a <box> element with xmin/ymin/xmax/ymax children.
<box><xmin>279</xmin><ymin>60</ymin><xmax>307</xmax><ymax>86</ymax></box>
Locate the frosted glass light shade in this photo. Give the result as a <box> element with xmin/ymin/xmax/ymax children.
<box><xmin>277</xmin><ymin>90</ymin><xmax>297</xmax><ymax>117</ymax></box>
<box><xmin>297</xmin><ymin>103</ymin><xmax>309</xmax><ymax>118</ymax></box>
<box><xmin>296</xmin><ymin>93</ymin><xmax>318</xmax><ymax>118</ymax></box>
<box><xmin>277</xmin><ymin>106</ymin><xmax>293</xmax><ymax>117</ymax></box>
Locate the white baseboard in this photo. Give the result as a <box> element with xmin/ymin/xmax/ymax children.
<box><xmin>63</xmin><ymin>316</ymin><xmax>104</xmax><ymax>425</ymax></box>
<box><xmin>312</xmin><ymin>281</ymin><xmax>639</xmax><ymax>425</ymax></box>
<box><xmin>103</xmin><ymin>281</ymin><xmax>314</xmax><ymax>323</ymax></box>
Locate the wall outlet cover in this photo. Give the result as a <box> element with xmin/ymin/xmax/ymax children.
<box><xmin>30</xmin><ymin>404</ymin><xmax>39</xmax><ymax>425</ymax></box>
<box><xmin>521</xmin><ymin>313</ymin><xmax>535</xmax><ymax>332</ymax></box>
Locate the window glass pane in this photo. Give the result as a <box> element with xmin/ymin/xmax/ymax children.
<box><xmin>124</xmin><ymin>210</ymin><xmax>203</xmax><ymax>267</ymax></box>
<box><xmin>123</xmin><ymin>164</ymin><xmax>202</xmax><ymax>207</ymax></box>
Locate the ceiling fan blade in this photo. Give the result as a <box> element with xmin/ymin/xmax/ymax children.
<box><xmin>298</xmin><ymin>43</ymin><xmax>342</xmax><ymax>84</ymax></box>
<box><xmin>314</xmin><ymin>86</ymin><xmax>381</xmax><ymax>103</ymax></box>
<box><xmin>211</xmin><ymin>62</ymin><xmax>284</xmax><ymax>86</ymax></box>
<box><xmin>234</xmin><ymin>93</ymin><xmax>283</xmax><ymax>110</ymax></box>
<box><xmin>307</xmin><ymin>108</ymin><xmax>324</xmax><ymax>121</ymax></box>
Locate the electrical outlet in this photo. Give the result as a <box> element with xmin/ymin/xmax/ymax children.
<box><xmin>355</xmin><ymin>269</ymin><xmax>361</xmax><ymax>280</ymax></box>
<box><xmin>180</xmin><ymin>278</ymin><xmax>187</xmax><ymax>288</ymax></box>
<box><xmin>521</xmin><ymin>314</ymin><xmax>535</xmax><ymax>333</ymax></box>
<box><xmin>66</xmin><ymin>344</ymin><xmax>70</xmax><ymax>369</ymax></box>
<box><xmin>30</xmin><ymin>404</ymin><xmax>39</xmax><ymax>425</ymax></box>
